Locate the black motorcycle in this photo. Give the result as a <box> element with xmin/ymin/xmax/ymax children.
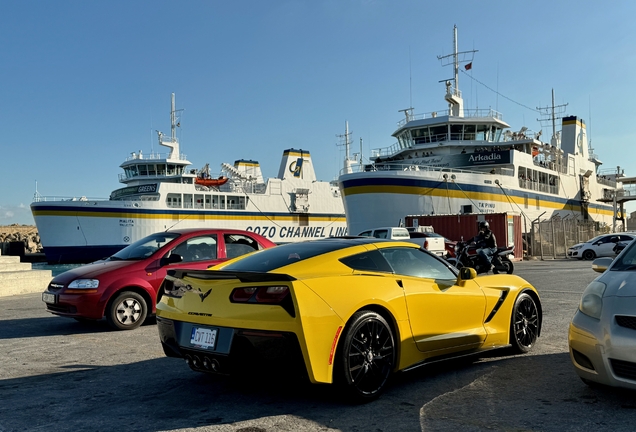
<box><xmin>447</xmin><ymin>241</ymin><xmax>515</xmax><ymax>275</ymax></box>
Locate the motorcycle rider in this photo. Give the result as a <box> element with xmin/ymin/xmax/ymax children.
<box><xmin>471</xmin><ymin>221</ymin><xmax>497</xmax><ymax>271</ymax></box>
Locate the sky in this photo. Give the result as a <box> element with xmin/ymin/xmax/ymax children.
<box><xmin>2</xmin><ymin>1</ymin><xmax>636</xmax><ymax>225</ymax></box>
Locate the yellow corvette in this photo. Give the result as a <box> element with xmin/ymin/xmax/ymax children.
<box><xmin>156</xmin><ymin>237</ymin><xmax>542</xmax><ymax>400</ymax></box>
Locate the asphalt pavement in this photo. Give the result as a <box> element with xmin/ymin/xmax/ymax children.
<box><xmin>1</xmin><ymin>259</ymin><xmax>635</xmax><ymax>432</ymax></box>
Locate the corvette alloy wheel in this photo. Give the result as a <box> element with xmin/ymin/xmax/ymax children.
<box><xmin>338</xmin><ymin>311</ymin><xmax>395</xmax><ymax>401</ymax></box>
<box><xmin>510</xmin><ymin>292</ymin><xmax>539</xmax><ymax>353</ymax></box>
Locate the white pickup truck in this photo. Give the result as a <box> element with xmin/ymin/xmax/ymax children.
<box><xmin>357</xmin><ymin>226</ymin><xmax>447</xmax><ymax>258</ymax></box>
<box><xmin>406</xmin><ymin>226</ymin><xmax>448</xmax><ymax>258</ymax></box>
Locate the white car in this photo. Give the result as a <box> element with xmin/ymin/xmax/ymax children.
<box><xmin>568</xmin><ymin>243</ymin><xmax>636</xmax><ymax>390</ymax></box>
<box><xmin>567</xmin><ymin>233</ymin><xmax>636</xmax><ymax>260</ymax></box>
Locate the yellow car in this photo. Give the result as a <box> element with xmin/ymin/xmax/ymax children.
<box><xmin>156</xmin><ymin>237</ymin><xmax>542</xmax><ymax>400</ymax></box>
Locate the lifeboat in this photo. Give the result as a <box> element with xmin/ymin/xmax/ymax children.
<box><xmin>195</xmin><ymin>176</ymin><xmax>229</xmax><ymax>187</ymax></box>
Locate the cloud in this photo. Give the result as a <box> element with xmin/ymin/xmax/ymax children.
<box><xmin>0</xmin><ymin>204</ymin><xmax>34</xmax><ymax>225</ymax></box>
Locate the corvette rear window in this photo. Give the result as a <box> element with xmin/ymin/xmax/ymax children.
<box><xmin>223</xmin><ymin>239</ymin><xmax>351</xmax><ymax>272</ymax></box>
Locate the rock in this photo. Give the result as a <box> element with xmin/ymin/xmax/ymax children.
<box><xmin>0</xmin><ymin>225</ymin><xmax>42</xmax><ymax>255</ymax></box>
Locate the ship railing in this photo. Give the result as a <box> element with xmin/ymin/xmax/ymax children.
<box><xmin>371</xmin><ymin>132</ymin><xmax>527</xmax><ymax>158</ymax></box>
<box><xmin>397</xmin><ymin>108</ymin><xmax>503</xmax><ymax>128</ymax></box>
<box><xmin>118</xmin><ymin>172</ymin><xmax>192</xmax><ymax>181</ymax></box>
<box><xmin>347</xmin><ymin>162</ymin><xmax>504</xmax><ymax>176</ymax></box>
<box><xmin>122</xmin><ymin>151</ymin><xmax>188</xmax><ymax>162</ymax></box>
<box><xmin>617</xmin><ymin>184</ymin><xmax>636</xmax><ymax>198</ymax></box>
<box><xmin>32</xmin><ymin>195</ymin><xmax>108</xmax><ymax>202</ymax></box>
<box><xmin>517</xmin><ymin>179</ymin><xmax>559</xmax><ymax>194</ymax></box>
<box><xmin>597</xmin><ymin>176</ymin><xmax>617</xmax><ymax>187</ymax></box>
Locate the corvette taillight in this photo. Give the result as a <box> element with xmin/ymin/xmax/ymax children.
<box><xmin>230</xmin><ymin>286</ymin><xmax>289</xmax><ymax>304</ymax></box>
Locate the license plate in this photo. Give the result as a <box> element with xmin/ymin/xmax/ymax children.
<box><xmin>190</xmin><ymin>327</ymin><xmax>217</xmax><ymax>349</ymax></box>
<box><xmin>42</xmin><ymin>292</ymin><xmax>57</xmax><ymax>304</ymax></box>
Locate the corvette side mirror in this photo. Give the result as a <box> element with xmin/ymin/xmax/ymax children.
<box><xmin>457</xmin><ymin>267</ymin><xmax>476</xmax><ymax>284</ymax></box>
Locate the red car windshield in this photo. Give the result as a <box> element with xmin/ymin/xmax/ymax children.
<box><xmin>110</xmin><ymin>232</ymin><xmax>181</xmax><ymax>261</ymax></box>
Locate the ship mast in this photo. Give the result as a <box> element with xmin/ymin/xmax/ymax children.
<box><xmin>157</xmin><ymin>93</ymin><xmax>184</xmax><ymax>160</ymax></box>
<box><xmin>437</xmin><ymin>25</ymin><xmax>477</xmax><ymax>117</ymax></box>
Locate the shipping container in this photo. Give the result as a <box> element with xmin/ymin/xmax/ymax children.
<box><xmin>405</xmin><ymin>213</ymin><xmax>523</xmax><ymax>260</ymax></box>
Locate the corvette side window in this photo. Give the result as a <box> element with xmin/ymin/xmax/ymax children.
<box><xmin>340</xmin><ymin>250</ymin><xmax>393</xmax><ymax>273</ymax></box>
<box><xmin>380</xmin><ymin>247</ymin><xmax>456</xmax><ymax>279</ymax></box>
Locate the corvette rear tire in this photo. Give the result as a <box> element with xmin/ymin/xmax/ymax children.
<box><xmin>106</xmin><ymin>291</ymin><xmax>147</xmax><ymax>331</ymax></box>
<box><xmin>336</xmin><ymin>310</ymin><xmax>395</xmax><ymax>401</ymax></box>
<box><xmin>510</xmin><ymin>292</ymin><xmax>539</xmax><ymax>353</ymax></box>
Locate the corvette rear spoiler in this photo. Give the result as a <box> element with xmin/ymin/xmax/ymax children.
<box><xmin>167</xmin><ymin>269</ymin><xmax>296</xmax><ymax>283</ymax></box>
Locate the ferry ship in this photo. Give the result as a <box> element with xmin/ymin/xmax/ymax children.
<box><xmin>338</xmin><ymin>26</ymin><xmax>627</xmax><ymax>236</ymax></box>
<box><xmin>31</xmin><ymin>94</ymin><xmax>347</xmax><ymax>263</ymax></box>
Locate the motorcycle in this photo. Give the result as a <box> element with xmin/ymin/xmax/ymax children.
<box><xmin>446</xmin><ymin>241</ymin><xmax>515</xmax><ymax>274</ymax></box>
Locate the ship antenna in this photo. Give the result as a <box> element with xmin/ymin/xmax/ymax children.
<box><xmin>536</xmin><ymin>89</ymin><xmax>567</xmax><ymax>146</ymax></box>
<box><xmin>337</xmin><ymin>121</ymin><xmax>354</xmax><ymax>174</ymax></box>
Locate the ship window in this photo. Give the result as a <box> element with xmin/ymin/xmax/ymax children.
<box><xmin>450</xmin><ymin>124</ymin><xmax>463</xmax><ymax>140</ymax></box>
<box><xmin>184</xmin><ymin>194</ymin><xmax>193</xmax><ymax>209</ymax></box>
<box><xmin>138</xmin><ymin>164</ymin><xmax>148</xmax><ymax>176</ymax></box>
<box><xmin>464</xmin><ymin>124</ymin><xmax>476</xmax><ymax>140</ymax></box>
<box><xmin>398</xmin><ymin>133</ymin><xmax>412</xmax><ymax>149</ymax></box>
<box><xmin>167</xmin><ymin>164</ymin><xmax>177</xmax><ymax>176</ymax></box>
<box><xmin>194</xmin><ymin>194</ymin><xmax>204</xmax><ymax>209</ymax></box>
<box><xmin>126</xmin><ymin>166</ymin><xmax>139</xmax><ymax>178</ymax></box>
<box><xmin>147</xmin><ymin>164</ymin><xmax>157</xmax><ymax>176</ymax></box>
<box><xmin>430</xmin><ymin>125</ymin><xmax>447</xmax><ymax>142</ymax></box>
<box><xmin>493</xmin><ymin>127</ymin><xmax>503</xmax><ymax>142</ymax></box>
<box><xmin>461</xmin><ymin>205</ymin><xmax>473</xmax><ymax>214</ymax></box>
<box><xmin>167</xmin><ymin>193</ymin><xmax>181</xmax><ymax>208</ymax></box>
<box><xmin>212</xmin><ymin>195</ymin><xmax>224</xmax><ymax>209</ymax></box>
<box><xmin>205</xmin><ymin>195</ymin><xmax>211</xmax><ymax>209</ymax></box>
<box><xmin>226</xmin><ymin>195</ymin><xmax>245</xmax><ymax>210</ymax></box>
<box><xmin>156</xmin><ymin>164</ymin><xmax>166</xmax><ymax>176</ymax></box>
<box><xmin>476</xmin><ymin>124</ymin><xmax>489</xmax><ymax>141</ymax></box>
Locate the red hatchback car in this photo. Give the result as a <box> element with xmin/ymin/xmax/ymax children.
<box><xmin>42</xmin><ymin>229</ymin><xmax>276</xmax><ymax>330</ymax></box>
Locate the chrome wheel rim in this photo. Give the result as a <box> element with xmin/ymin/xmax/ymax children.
<box><xmin>346</xmin><ymin>318</ymin><xmax>394</xmax><ymax>395</ymax></box>
<box><xmin>514</xmin><ymin>296</ymin><xmax>539</xmax><ymax>349</ymax></box>
<box><xmin>115</xmin><ymin>297</ymin><xmax>142</xmax><ymax>327</ymax></box>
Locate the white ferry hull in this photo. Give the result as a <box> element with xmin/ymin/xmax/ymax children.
<box><xmin>32</xmin><ymin>198</ymin><xmax>346</xmax><ymax>263</ymax></box>
<box><xmin>339</xmin><ymin>167</ymin><xmax>615</xmax><ymax>236</ymax></box>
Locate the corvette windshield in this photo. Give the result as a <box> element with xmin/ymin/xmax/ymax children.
<box><xmin>110</xmin><ymin>232</ymin><xmax>180</xmax><ymax>260</ymax></box>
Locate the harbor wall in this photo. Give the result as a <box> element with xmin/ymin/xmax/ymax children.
<box><xmin>0</xmin><ymin>225</ymin><xmax>42</xmax><ymax>255</ymax></box>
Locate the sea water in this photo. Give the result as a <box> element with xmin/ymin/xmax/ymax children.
<box><xmin>32</xmin><ymin>262</ymin><xmax>83</xmax><ymax>277</ymax></box>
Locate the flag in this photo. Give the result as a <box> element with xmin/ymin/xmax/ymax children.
<box><xmin>465</xmin><ymin>62</ymin><xmax>472</xmax><ymax>71</ymax></box>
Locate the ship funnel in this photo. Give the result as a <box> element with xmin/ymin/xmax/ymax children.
<box><xmin>278</xmin><ymin>149</ymin><xmax>316</xmax><ymax>181</ymax></box>
<box><xmin>560</xmin><ymin>116</ymin><xmax>588</xmax><ymax>158</ymax></box>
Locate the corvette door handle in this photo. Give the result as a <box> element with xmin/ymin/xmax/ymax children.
<box><xmin>396</xmin><ymin>279</ymin><xmax>403</xmax><ymax>288</ymax></box>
